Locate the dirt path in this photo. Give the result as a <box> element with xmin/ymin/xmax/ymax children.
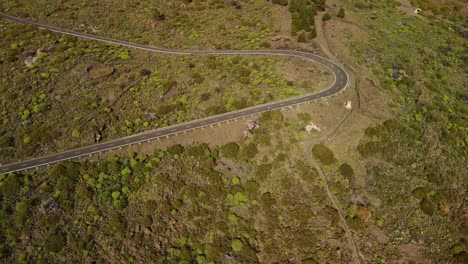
<box><xmin>315</xmin><ymin>16</ymin><xmax>363</xmax><ymax>110</ymax></box>
<box><xmin>305</xmin><ymin>147</ymin><xmax>363</xmax><ymax>263</ymax></box>
<box><xmin>314</xmin><ymin>17</ymin><xmax>337</xmax><ymax>61</ymax></box>
<box><xmin>311</xmin><ymin>13</ymin><xmax>365</xmax><ymax>264</ymax></box>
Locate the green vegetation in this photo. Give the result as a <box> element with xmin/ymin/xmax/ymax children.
<box><xmin>0</xmin><ymin>112</ymin><xmax>347</xmax><ymax>263</ymax></box>
<box><xmin>322</xmin><ymin>13</ymin><xmax>331</xmax><ymax>21</ymax></box>
<box><xmin>0</xmin><ymin>0</ymin><xmax>279</xmax><ymax>50</ymax></box>
<box><xmin>272</xmin><ymin>0</ymin><xmax>289</xmax><ymax>6</ymax></box>
<box><xmin>338</xmin><ymin>163</ymin><xmax>354</xmax><ymax>179</ymax></box>
<box><xmin>274</xmin><ymin>0</ymin><xmax>326</xmax><ymax>42</ymax></box>
<box><xmin>0</xmin><ymin>22</ymin><xmax>329</xmax><ymax>163</ymax></box>
<box><xmin>289</xmin><ymin>0</ymin><xmax>317</xmax><ymax>33</ymax></box>
<box><xmin>1</xmin><ymin>0</ymin><xmax>466</xmax><ymax>262</ymax></box>
<box><xmin>409</xmin><ymin>0</ymin><xmax>467</xmax><ymax>27</ymax></box>
<box><xmin>338</xmin><ymin>7</ymin><xmax>345</xmax><ymax>18</ymax></box>
<box><xmin>312</xmin><ymin>144</ymin><xmax>337</xmax><ymax>165</ymax></box>
<box><xmin>344</xmin><ymin>0</ymin><xmax>467</xmax><ymax>262</ymax></box>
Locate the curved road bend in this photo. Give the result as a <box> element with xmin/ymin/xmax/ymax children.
<box><xmin>0</xmin><ymin>13</ymin><xmax>350</xmax><ymax>175</ymax></box>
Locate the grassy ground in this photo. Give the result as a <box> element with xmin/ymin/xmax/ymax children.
<box><xmin>321</xmin><ymin>0</ymin><xmax>467</xmax><ymax>262</ymax></box>
<box><xmin>0</xmin><ymin>110</ymin><xmax>354</xmax><ymax>263</ymax></box>
<box><xmin>0</xmin><ymin>0</ymin><xmax>279</xmax><ymax>49</ymax></box>
<box><xmin>408</xmin><ymin>0</ymin><xmax>467</xmax><ymax>27</ymax></box>
<box><xmin>0</xmin><ymin>21</ymin><xmax>332</xmax><ymax>163</ymax></box>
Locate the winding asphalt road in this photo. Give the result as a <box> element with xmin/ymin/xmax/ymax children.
<box><xmin>0</xmin><ymin>13</ymin><xmax>350</xmax><ymax>175</ymax></box>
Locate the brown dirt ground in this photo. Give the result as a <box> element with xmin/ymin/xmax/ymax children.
<box><xmin>276</xmin><ymin>56</ymin><xmax>334</xmax><ymax>91</ymax></box>
<box><xmin>310</xmin><ymin>3</ymin><xmax>393</xmax><ymax>185</ymax></box>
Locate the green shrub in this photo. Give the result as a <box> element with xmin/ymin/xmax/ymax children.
<box><xmin>220</xmin><ymin>142</ymin><xmax>240</xmax><ymax>159</ymax></box>
<box><xmin>322</xmin><ymin>13</ymin><xmax>331</xmax><ymax>21</ymax></box>
<box><xmin>289</xmin><ymin>0</ymin><xmax>317</xmax><ymax>33</ymax></box>
<box><xmin>167</xmin><ymin>144</ymin><xmax>184</xmax><ymax>156</ymax></box>
<box><xmin>244</xmin><ymin>180</ymin><xmax>260</xmax><ymax>194</ymax></box>
<box><xmin>231</xmin><ymin>239</ymin><xmax>243</xmax><ymax>252</ymax></box>
<box><xmin>242</xmin><ymin>142</ymin><xmax>258</xmax><ymax>159</ymax></box>
<box><xmin>272</xmin><ymin>0</ymin><xmax>288</xmax><ymax>6</ymax></box>
<box><xmin>259</xmin><ymin>42</ymin><xmax>271</xmax><ymax>48</ymax></box>
<box><xmin>15</xmin><ymin>199</ymin><xmax>32</xmax><ymax>215</ymax></box>
<box><xmin>308</xmin><ymin>27</ymin><xmax>317</xmax><ymax>39</ymax></box>
<box><xmin>338</xmin><ymin>7</ymin><xmax>345</xmax><ymax>18</ymax></box>
<box><xmin>21</xmin><ymin>109</ymin><xmax>31</xmax><ymax>120</ymax></box>
<box><xmin>339</xmin><ymin>163</ymin><xmax>354</xmax><ymax>179</ymax></box>
<box><xmin>71</xmin><ymin>129</ymin><xmax>80</xmax><ymax>138</ymax></box>
<box><xmin>108</xmin><ymin>215</ymin><xmax>126</xmax><ymax>233</ymax></box>
<box><xmin>0</xmin><ymin>174</ymin><xmax>22</xmax><ymax>200</ymax></box>
<box><xmin>412</xmin><ymin>187</ymin><xmax>426</xmax><ymax>200</ymax></box>
<box><xmin>419</xmin><ymin>198</ymin><xmax>435</xmax><ymax>215</ymax></box>
<box><xmin>297</xmin><ymin>33</ymin><xmax>307</xmax><ymax>43</ymax></box>
<box><xmin>312</xmin><ymin>144</ymin><xmax>337</xmax><ymax>165</ymax></box>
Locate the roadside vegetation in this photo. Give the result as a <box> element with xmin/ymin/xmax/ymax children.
<box><xmin>0</xmin><ymin>21</ymin><xmax>331</xmax><ymax>163</ymax></box>
<box><xmin>0</xmin><ymin>0</ymin><xmax>278</xmax><ymax>49</ymax></box>
<box><xmin>0</xmin><ymin>111</ymin><xmax>354</xmax><ymax>263</ymax></box>
<box><xmin>1</xmin><ymin>0</ymin><xmax>466</xmax><ymax>263</ymax></box>
<box><xmin>272</xmin><ymin>0</ymin><xmax>326</xmax><ymax>42</ymax></box>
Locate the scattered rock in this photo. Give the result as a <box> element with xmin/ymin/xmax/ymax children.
<box><xmin>243</xmin><ymin>120</ymin><xmax>259</xmax><ymax>138</ymax></box>
<box><xmin>390</xmin><ymin>65</ymin><xmax>407</xmax><ymax>81</ymax></box>
<box><xmin>247</xmin><ymin>120</ymin><xmax>259</xmax><ymax>130</ymax></box>
<box><xmin>243</xmin><ymin>130</ymin><xmax>253</xmax><ymax>138</ymax></box>
<box><xmin>39</xmin><ymin>198</ymin><xmax>59</xmax><ymax>214</ymax></box>
<box><xmin>305</xmin><ymin>122</ymin><xmax>321</xmax><ymax>133</ymax></box>
<box><xmin>24</xmin><ymin>48</ymin><xmax>48</xmax><ymax>68</ymax></box>
<box><xmin>345</xmin><ymin>101</ymin><xmax>352</xmax><ymax>110</ymax></box>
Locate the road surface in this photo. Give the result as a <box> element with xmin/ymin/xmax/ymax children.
<box><xmin>0</xmin><ymin>13</ymin><xmax>350</xmax><ymax>174</ymax></box>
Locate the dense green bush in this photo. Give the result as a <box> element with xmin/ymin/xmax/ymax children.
<box><xmin>312</xmin><ymin>144</ymin><xmax>337</xmax><ymax>165</ymax></box>
<box><xmin>242</xmin><ymin>142</ymin><xmax>258</xmax><ymax>159</ymax></box>
<box><xmin>220</xmin><ymin>142</ymin><xmax>240</xmax><ymax>159</ymax></box>
<box><xmin>167</xmin><ymin>144</ymin><xmax>184</xmax><ymax>156</ymax></box>
<box><xmin>338</xmin><ymin>163</ymin><xmax>354</xmax><ymax>179</ymax></box>
<box><xmin>308</xmin><ymin>27</ymin><xmax>317</xmax><ymax>39</ymax></box>
<box><xmin>289</xmin><ymin>0</ymin><xmax>317</xmax><ymax>33</ymax></box>
<box><xmin>297</xmin><ymin>33</ymin><xmax>307</xmax><ymax>43</ymax></box>
<box><xmin>419</xmin><ymin>198</ymin><xmax>436</xmax><ymax>215</ymax></box>
<box><xmin>338</xmin><ymin>7</ymin><xmax>345</xmax><ymax>18</ymax></box>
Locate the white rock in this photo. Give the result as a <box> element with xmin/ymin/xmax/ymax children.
<box><xmin>345</xmin><ymin>101</ymin><xmax>352</xmax><ymax>110</ymax></box>
<box><xmin>306</xmin><ymin>123</ymin><xmax>321</xmax><ymax>133</ymax></box>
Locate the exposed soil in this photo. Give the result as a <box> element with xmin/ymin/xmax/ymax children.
<box><xmin>276</xmin><ymin>56</ymin><xmax>334</xmax><ymax>91</ymax></box>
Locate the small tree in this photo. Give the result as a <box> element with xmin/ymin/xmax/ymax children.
<box><xmin>297</xmin><ymin>33</ymin><xmax>307</xmax><ymax>43</ymax></box>
<box><xmin>312</xmin><ymin>144</ymin><xmax>337</xmax><ymax>165</ymax></box>
<box><xmin>72</xmin><ymin>129</ymin><xmax>80</xmax><ymax>138</ymax></box>
<box><xmin>322</xmin><ymin>13</ymin><xmax>331</xmax><ymax>21</ymax></box>
<box><xmin>308</xmin><ymin>27</ymin><xmax>317</xmax><ymax>39</ymax></box>
<box><xmin>231</xmin><ymin>239</ymin><xmax>243</xmax><ymax>252</ymax></box>
<box><xmin>338</xmin><ymin>8</ymin><xmax>345</xmax><ymax>18</ymax></box>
